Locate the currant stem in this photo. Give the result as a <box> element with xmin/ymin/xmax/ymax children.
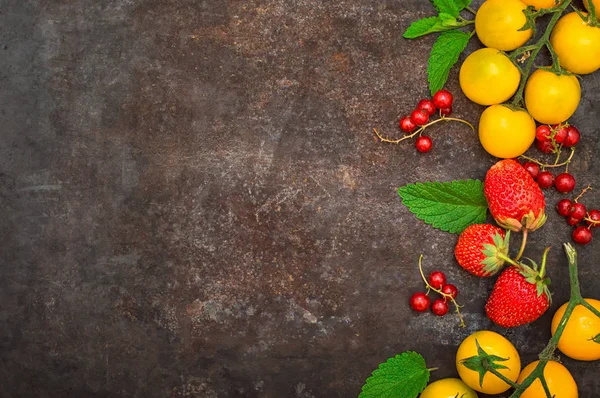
<box><xmin>372</xmin><ymin>116</ymin><xmax>475</xmax><ymax>145</ymax></box>
<box><xmin>573</xmin><ymin>185</ymin><xmax>592</xmax><ymax>203</ymax></box>
<box><xmin>418</xmin><ymin>255</ymin><xmax>466</xmax><ymax>327</ymax></box>
<box><xmin>519</xmin><ymin>147</ymin><xmax>575</xmax><ymax>169</ymax></box>
<box><xmin>514</xmin><ymin>229</ymin><xmax>528</xmax><ymax>262</ymax></box>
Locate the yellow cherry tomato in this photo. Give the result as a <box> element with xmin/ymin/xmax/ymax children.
<box><xmin>524</xmin><ymin>69</ymin><xmax>581</xmax><ymax>125</ymax></box>
<box><xmin>456</xmin><ymin>330</ymin><xmax>521</xmax><ymax>394</ymax></box>
<box><xmin>522</xmin><ymin>0</ymin><xmax>556</xmax><ymax>9</ymax></box>
<box><xmin>475</xmin><ymin>0</ymin><xmax>533</xmax><ymax>51</ymax></box>
<box><xmin>550</xmin><ymin>12</ymin><xmax>600</xmax><ymax>75</ymax></box>
<box><xmin>517</xmin><ymin>360</ymin><xmax>578</xmax><ymax>398</ymax></box>
<box><xmin>551</xmin><ymin>298</ymin><xmax>600</xmax><ymax>361</ymax></box>
<box><xmin>584</xmin><ymin>0</ymin><xmax>600</xmax><ymax>19</ymax></box>
<box><xmin>478</xmin><ymin>105</ymin><xmax>536</xmax><ymax>159</ymax></box>
<box><xmin>420</xmin><ymin>378</ymin><xmax>478</xmax><ymax>398</ymax></box>
<box><xmin>460</xmin><ymin>48</ymin><xmax>521</xmax><ymax>106</ymax></box>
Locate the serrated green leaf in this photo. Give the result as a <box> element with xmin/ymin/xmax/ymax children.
<box><xmin>403</xmin><ymin>16</ymin><xmax>443</xmax><ymax>39</ymax></box>
<box><xmin>454</xmin><ymin>0</ymin><xmax>472</xmax><ymax>10</ymax></box>
<box><xmin>359</xmin><ymin>351</ymin><xmax>430</xmax><ymax>398</ymax></box>
<box><xmin>427</xmin><ymin>30</ymin><xmax>471</xmax><ymax>95</ymax></box>
<box><xmin>432</xmin><ymin>0</ymin><xmax>460</xmax><ymax>17</ymax></box>
<box><xmin>398</xmin><ymin>180</ymin><xmax>487</xmax><ymax>234</ymax></box>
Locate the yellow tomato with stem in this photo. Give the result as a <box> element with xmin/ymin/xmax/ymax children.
<box><xmin>517</xmin><ymin>360</ymin><xmax>578</xmax><ymax>398</ymax></box>
<box><xmin>460</xmin><ymin>48</ymin><xmax>521</xmax><ymax>106</ymax></box>
<box><xmin>456</xmin><ymin>330</ymin><xmax>521</xmax><ymax>394</ymax></box>
<box><xmin>478</xmin><ymin>105</ymin><xmax>536</xmax><ymax>159</ymax></box>
<box><xmin>551</xmin><ymin>298</ymin><xmax>600</xmax><ymax>361</ymax></box>
<box><xmin>475</xmin><ymin>0</ymin><xmax>533</xmax><ymax>51</ymax></box>
<box><xmin>524</xmin><ymin>68</ymin><xmax>581</xmax><ymax>125</ymax></box>
<box><xmin>420</xmin><ymin>378</ymin><xmax>478</xmax><ymax>398</ymax></box>
<box><xmin>522</xmin><ymin>0</ymin><xmax>557</xmax><ymax>9</ymax></box>
<box><xmin>550</xmin><ymin>12</ymin><xmax>600</xmax><ymax>75</ymax></box>
<box><xmin>584</xmin><ymin>0</ymin><xmax>600</xmax><ymax>19</ymax></box>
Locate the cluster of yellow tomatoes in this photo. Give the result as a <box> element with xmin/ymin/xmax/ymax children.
<box><xmin>457</xmin><ymin>0</ymin><xmax>600</xmax><ymax>159</ymax></box>
<box><xmin>419</xmin><ymin>298</ymin><xmax>600</xmax><ymax>397</ymax></box>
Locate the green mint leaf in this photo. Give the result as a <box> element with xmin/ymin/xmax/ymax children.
<box><xmin>427</xmin><ymin>30</ymin><xmax>470</xmax><ymax>96</ymax></box>
<box><xmin>431</xmin><ymin>0</ymin><xmax>461</xmax><ymax>17</ymax></box>
<box><xmin>398</xmin><ymin>179</ymin><xmax>487</xmax><ymax>234</ymax></box>
<box><xmin>591</xmin><ymin>333</ymin><xmax>600</xmax><ymax>344</ymax></box>
<box><xmin>454</xmin><ymin>0</ymin><xmax>473</xmax><ymax>11</ymax></box>
<box><xmin>438</xmin><ymin>12</ymin><xmax>461</xmax><ymax>27</ymax></box>
<box><xmin>403</xmin><ymin>16</ymin><xmax>442</xmax><ymax>39</ymax></box>
<box><xmin>359</xmin><ymin>351</ymin><xmax>430</xmax><ymax>398</ymax></box>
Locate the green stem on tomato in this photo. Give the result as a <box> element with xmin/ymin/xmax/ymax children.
<box><xmin>510</xmin><ymin>0</ymin><xmax>572</xmax><ymax>108</ymax></box>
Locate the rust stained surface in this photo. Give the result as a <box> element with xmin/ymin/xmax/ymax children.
<box><xmin>1</xmin><ymin>0</ymin><xmax>600</xmax><ymax>397</ymax></box>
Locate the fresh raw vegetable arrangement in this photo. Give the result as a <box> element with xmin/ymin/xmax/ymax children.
<box><xmin>362</xmin><ymin>0</ymin><xmax>600</xmax><ymax>397</ymax></box>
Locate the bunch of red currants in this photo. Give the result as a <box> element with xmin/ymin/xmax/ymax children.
<box><xmin>409</xmin><ymin>270</ymin><xmax>458</xmax><ymax>316</ymax></box>
<box><xmin>399</xmin><ymin>90</ymin><xmax>454</xmax><ymax>153</ymax></box>
<box><xmin>556</xmin><ymin>195</ymin><xmax>600</xmax><ymax>245</ymax></box>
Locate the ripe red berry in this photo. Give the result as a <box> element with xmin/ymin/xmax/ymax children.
<box><xmin>431</xmin><ymin>299</ymin><xmax>449</xmax><ymax>316</ymax></box>
<box><xmin>553</xmin><ymin>124</ymin><xmax>568</xmax><ymax>144</ymax></box>
<box><xmin>556</xmin><ymin>199</ymin><xmax>573</xmax><ymax>217</ymax></box>
<box><xmin>567</xmin><ymin>216</ymin><xmax>582</xmax><ymax>226</ymax></box>
<box><xmin>432</xmin><ymin>89</ymin><xmax>453</xmax><ymax>109</ymax></box>
<box><xmin>428</xmin><ymin>271</ymin><xmax>446</xmax><ymax>290</ymax></box>
<box><xmin>554</xmin><ymin>173</ymin><xmax>576</xmax><ymax>193</ymax></box>
<box><xmin>399</xmin><ymin>116</ymin><xmax>416</xmax><ymax>133</ymax></box>
<box><xmin>440</xmin><ymin>106</ymin><xmax>452</xmax><ymax>116</ymax></box>
<box><xmin>572</xmin><ymin>226</ymin><xmax>592</xmax><ymax>245</ymax></box>
<box><xmin>571</xmin><ymin>202</ymin><xmax>587</xmax><ymax>219</ymax></box>
<box><xmin>536</xmin><ymin>139</ymin><xmax>554</xmax><ymax>154</ymax></box>
<box><xmin>564</xmin><ymin>126</ymin><xmax>580</xmax><ymax>147</ymax></box>
<box><xmin>415</xmin><ymin>136</ymin><xmax>433</xmax><ymax>153</ymax></box>
<box><xmin>587</xmin><ymin>209</ymin><xmax>600</xmax><ymax>228</ymax></box>
<box><xmin>410</xmin><ymin>292</ymin><xmax>431</xmax><ymax>312</ymax></box>
<box><xmin>411</xmin><ymin>109</ymin><xmax>429</xmax><ymax>126</ymax></box>
<box><xmin>522</xmin><ymin>162</ymin><xmax>540</xmax><ymax>179</ymax></box>
<box><xmin>417</xmin><ymin>99</ymin><xmax>437</xmax><ymax>116</ymax></box>
<box><xmin>441</xmin><ymin>284</ymin><xmax>458</xmax><ymax>300</ymax></box>
<box><xmin>537</xmin><ymin>171</ymin><xmax>554</xmax><ymax>189</ymax></box>
<box><xmin>536</xmin><ymin>125</ymin><xmax>552</xmax><ymax>142</ymax></box>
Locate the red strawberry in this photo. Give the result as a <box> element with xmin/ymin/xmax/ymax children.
<box><xmin>485</xmin><ymin>253</ymin><xmax>551</xmax><ymax>328</ymax></box>
<box><xmin>484</xmin><ymin>159</ymin><xmax>547</xmax><ymax>232</ymax></box>
<box><xmin>455</xmin><ymin>224</ymin><xmax>509</xmax><ymax>277</ymax></box>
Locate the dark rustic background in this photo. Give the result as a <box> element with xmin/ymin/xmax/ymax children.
<box><xmin>1</xmin><ymin>1</ymin><xmax>599</xmax><ymax>397</ymax></box>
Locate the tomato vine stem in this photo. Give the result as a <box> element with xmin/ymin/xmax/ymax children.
<box><xmin>510</xmin><ymin>0</ymin><xmax>572</xmax><ymax>108</ymax></box>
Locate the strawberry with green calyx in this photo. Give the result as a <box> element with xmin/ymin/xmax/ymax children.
<box><xmin>455</xmin><ymin>224</ymin><xmax>510</xmax><ymax>277</ymax></box>
<box><xmin>485</xmin><ymin>248</ymin><xmax>552</xmax><ymax>328</ymax></box>
<box><xmin>484</xmin><ymin>159</ymin><xmax>547</xmax><ymax>233</ymax></box>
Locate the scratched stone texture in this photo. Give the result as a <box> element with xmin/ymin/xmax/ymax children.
<box><xmin>1</xmin><ymin>0</ymin><xmax>599</xmax><ymax>397</ymax></box>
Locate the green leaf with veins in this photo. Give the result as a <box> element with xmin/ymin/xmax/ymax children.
<box><xmin>427</xmin><ymin>30</ymin><xmax>470</xmax><ymax>95</ymax></box>
<box><xmin>398</xmin><ymin>179</ymin><xmax>487</xmax><ymax>234</ymax></box>
<box><xmin>431</xmin><ymin>0</ymin><xmax>461</xmax><ymax>17</ymax></box>
<box><xmin>359</xmin><ymin>351</ymin><xmax>430</xmax><ymax>398</ymax></box>
<box><xmin>403</xmin><ymin>16</ymin><xmax>443</xmax><ymax>39</ymax></box>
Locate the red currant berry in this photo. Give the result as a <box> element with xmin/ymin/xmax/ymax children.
<box><xmin>567</xmin><ymin>216</ymin><xmax>582</xmax><ymax>226</ymax></box>
<box><xmin>552</xmin><ymin>124</ymin><xmax>568</xmax><ymax>144</ymax></box>
<box><xmin>440</xmin><ymin>106</ymin><xmax>452</xmax><ymax>116</ymax></box>
<box><xmin>556</xmin><ymin>199</ymin><xmax>573</xmax><ymax>217</ymax></box>
<box><xmin>537</xmin><ymin>171</ymin><xmax>554</xmax><ymax>189</ymax></box>
<box><xmin>411</xmin><ymin>109</ymin><xmax>429</xmax><ymax>126</ymax></box>
<box><xmin>522</xmin><ymin>162</ymin><xmax>540</xmax><ymax>180</ymax></box>
<box><xmin>572</xmin><ymin>226</ymin><xmax>592</xmax><ymax>245</ymax></box>
<box><xmin>415</xmin><ymin>136</ymin><xmax>433</xmax><ymax>153</ymax></box>
<box><xmin>564</xmin><ymin>126</ymin><xmax>580</xmax><ymax>147</ymax></box>
<box><xmin>554</xmin><ymin>173</ymin><xmax>576</xmax><ymax>193</ymax></box>
<box><xmin>431</xmin><ymin>299</ymin><xmax>449</xmax><ymax>316</ymax></box>
<box><xmin>410</xmin><ymin>292</ymin><xmax>431</xmax><ymax>312</ymax></box>
<box><xmin>428</xmin><ymin>271</ymin><xmax>446</xmax><ymax>290</ymax></box>
<box><xmin>586</xmin><ymin>209</ymin><xmax>600</xmax><ymax>228</ymax></box>
<box><xmin>399</xmin><ymin>116</ymin><xmax>416</xmax><ymax>133</ymax></box>
<box><xmin>536</xmin><ymin>139</ymin><xmax>554</xmax><ymax>154</ymax></box>
<box><xmin>441</xmin><ymin>284</ymin><xmax>458</xmax><ymax>300</ymax></box>
<box><xmin>571</xmin><ymin>202</ymin><xmax>587</xmax><ymax>219</ymax></box>
<box><xmin>536</xmin><ymin>125</ymin><xmax>552</xmax><ymax>142</ymax></box>
<box><xmin>432</xmin><ymin>90</ymin><xmax>453</xmax><ymax>109</ymax></box>
<box><xmin>417</xmin><ymin>99</ymin><xmax>437</xmax><ymax>116</ymax></box>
